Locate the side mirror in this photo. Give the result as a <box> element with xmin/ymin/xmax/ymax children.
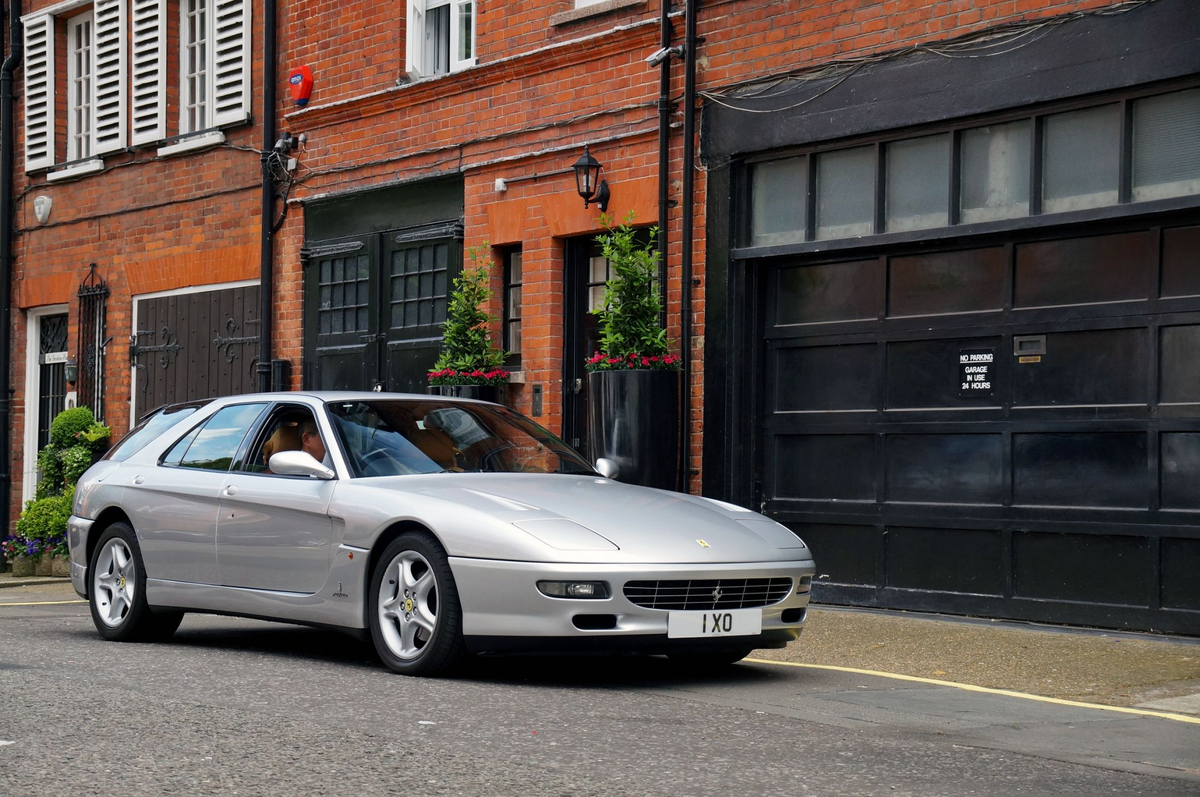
<box><xmin>269</xmin><ymin>450</ymin><xmax>336</xmax><ymax>480</ymax></box>
<box><xmin>595</xmin><ymin>457</ymin><xmax>619</xmax><ymax>480</ymax></box>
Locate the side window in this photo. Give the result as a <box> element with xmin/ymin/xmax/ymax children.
<box><xmin>164</xmin><ymin>403</ymin><xmax>267</xmax><ymax>472</ymax></box>
<box><xmin>241</xmin><ymin>406</ymin><xmax>327</xmax><ymax>475</ymax></box>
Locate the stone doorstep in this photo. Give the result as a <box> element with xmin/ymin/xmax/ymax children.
<box><xmin>0</xmin><ymin>575</ymin><xmax>70</xmax><ymax>589</ymax></box>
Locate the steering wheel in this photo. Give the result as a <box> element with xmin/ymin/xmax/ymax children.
<box><xmin>359</xmin><ymin>447</ymin><xmax>395</xmax><ymax>475</ymax></box>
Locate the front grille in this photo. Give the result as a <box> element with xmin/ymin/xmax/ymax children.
<box><xmin>623</xmin><ymin>578</ymin><xmax>794</xmax><ymax>610</ymax></box>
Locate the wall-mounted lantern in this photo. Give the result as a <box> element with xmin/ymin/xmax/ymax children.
<box><xmin>573</xmin><ymin>145</ymin><xmax>610</xmax><ymax>212</ymax></box>
<box><xmin>64</xmin><ymin>357</ymin><xmax>78</xmax><ymax>385</ymax></box>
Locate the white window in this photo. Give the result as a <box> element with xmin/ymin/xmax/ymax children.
<box><xmin>67</xmin><ymin>13</ymin><xmax>93</xmax><ymax>161</ymax></box>
<box><xmin>181</xmin><ymin>0</ymin><xmax>208</xmax><ymax>133</ymax></box>
<box><xmin>406</xmin><ymin>0</ymin><xmax>475</xmax><ymax>80</ymax></box>
<box><xmin>178</xmin><ymin>0</ymin><xmax>252</xmax><ymax>134</ymax></box>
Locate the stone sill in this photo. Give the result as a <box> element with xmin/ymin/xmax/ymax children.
<box><xmin>550</xmin><ymin>0</ymin><xmax>647</xmax><ymax>27</ymax></box>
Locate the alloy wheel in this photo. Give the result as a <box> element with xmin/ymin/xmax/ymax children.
<box><xmin>93</xmin><ymin>537</ymin><xmax>136</xmax><ymax>628</ymax></box>
<box><xmin>377</xmin><ymin>550</ymin><xmax>439</xmax><ymax>660</ymax></box>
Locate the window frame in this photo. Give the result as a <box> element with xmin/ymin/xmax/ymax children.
<box><xmin>66</xmin><ymin>11</ymin><xmax>94</xmax><ymax>162</ymax></box>
<box><xmin>159</xmin><ymin>401</ymin><xmax>268</xmax><ymax>472</ymax></box>
<box><xmin>237</xmin><ymin>403</ymin><xmax>330</xmax><ymax>478</ymax></box>
<box><xmin>406</xmin><ymin>0</ymin><xmax>475</xmax><ymax>80</ymax></box>
<box><xmin>736</xmin><ymin>78</ymin><xmax>1200</xmax><ymax>259</ymax></box>
<box><xmin>502</xmin><ymin>247</ymin><xmax>522</xmax><ymax>366</ymax></box>
<box><xmin>179</xmin><ymin>0</ymin><xmax>210</xmax><ymax>135</ymax></box>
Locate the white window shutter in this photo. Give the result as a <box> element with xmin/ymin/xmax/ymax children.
<box><xmin>92</xmin><ymin>0</ymin><xmax>128</xmax><ymax>155</ymax></box>
<box><xmin>130</xmin><ymin>0</ymin><xmax>167</xmax><ymax>145</ymax></box>
<box><xmin>211</xmin><ymin>0</ymin><xmax>252</xmax><ymax>127</ymax></box>
<box><xmin>23</xmin><ymin>15</ymin><xmax>54</xmax><ymax>171</ymax></box>
<box><xmin>405</xmin><ymin>0</ymin><xmax>425</xmax><ymax>80</ymax></box>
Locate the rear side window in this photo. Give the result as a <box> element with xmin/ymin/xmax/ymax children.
<box><xmin>163</xmin><ymin>403</ymin><xmax>268</xmax><ymax>472</ymax></box>
<box><xmin>105</xmin><ymin>404</ymin><xmax>203</xmax><ymax>462</ymax></box>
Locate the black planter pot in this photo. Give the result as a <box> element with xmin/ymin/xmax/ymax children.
<box><xmin>587</xmin><ymin>369</ymin><xmax>680</xmax><ymax>491</ymax></box>
<box><xmin>427</xmin><ymin>384</ymin><xmax>504</xmax><ymax>404</ymax></box>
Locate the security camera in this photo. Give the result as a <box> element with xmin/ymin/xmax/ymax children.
<box><xmin>644</xmin><ymin>45</ymin><xmax>683</xmax><ymax>68</ymax></box>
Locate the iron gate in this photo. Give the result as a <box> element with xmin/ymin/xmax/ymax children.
<box><xmin>77</xmin><ymin>265</ymin><xmax>109</xmax><ymax>422</ymax></box>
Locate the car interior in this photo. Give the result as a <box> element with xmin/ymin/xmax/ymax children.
<box><xmin>247</xmin><ymin>409</ymin><xmax>321</xmax><ymax>474</ymax></box>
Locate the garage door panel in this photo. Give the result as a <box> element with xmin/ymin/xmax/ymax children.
<box><xmin>1013</xmin><ymin>327</ymin><xmax>1148</xmax><ymax>406</ymax></box>
<box><xmin>773</xmin><ymin>258</ymin><xmax>880</xmax><ymax>326</ymax></box>
<box><xmin>1162</xmin><ymin>432</ymin><xmax>1200</xmax><ymax>510</ymax></box>
<box><xmin>1014</xmin><ymin>531</ymin><xmax>1148</xmax><ymax>605</ymax></box>
<box><xmin>1014</xmin><ymin>231</ymin><xmax>1151</xmax><ymax>308</ymax></box>
<box><xmin>1161</xmin><ymin>225</ymin><xmax>1200</xmax><ymax>298</ymax></box>
<box><xmin>886</xmin><ymin>526</ymin><xmax>1004</xmax><ymax>595</ymax></box>
<box><xmin>773</xmin><ymin>434</ymin><xmax>876</xmax><ymax>501</ymax></box>
<box><xmin>887</xmin><ymin>336</ymin><xmax>1003</xmax><ymax>409</ymax></box>
<box><xmin>786</xmin><ymin>522</ymin><xmax>878</xmax><ymax>585</ymax></box>
<box><xmin>885</xmin><ymin>433</ymin><xmax>1004</xmax><ymax>504</ymax></box>
<box><xmin>772</xmin><ymin>343</ymin><xmax>877</xmax><ymax>412</ymax></box>
<box><xmin>1160</xmin><ymin>324</ymin><xmax>1200</xmax><ymax>403</ymax></box>
<box><xmin>1013</xmin><ymin>432</ymin><xmax>1148</xmax><ymax>508</ymax></box>
<box><xmin>1161</xmin><ymin>538</ymin><xmax>1200</xmax><ymax>610</ymax></box>
<box><xmin>887</xmin><ymin>247</ymin><xmax>1005</xmax><ymax>317</ymax></box>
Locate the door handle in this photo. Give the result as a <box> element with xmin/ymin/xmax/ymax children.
<box><xmin>573</xmin><ymin>378</ymin><xmax>583</xmax><ymax>394</ymax></box>
<box><xmin>223</xmin><ymin>485</ymin><xmax>238</xmax><ymax>496</ymax></box>
<box><xmin>133</xmin><ymin>475</ymin><xmax>145</xmax><ymax>485</ymax></box>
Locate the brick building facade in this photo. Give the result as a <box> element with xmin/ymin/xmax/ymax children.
<box><xmin>6</xmin><ymin>0</ymin><xmax>1199</xmax><ymax>632</ymax></box>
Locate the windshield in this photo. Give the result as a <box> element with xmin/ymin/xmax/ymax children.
<box><xmin>327</xmin><ymin>399</ymin><xmax>595</xmax><ymax>478</ymax></box>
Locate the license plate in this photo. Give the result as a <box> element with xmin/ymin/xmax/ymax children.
<box><xmin>667</xmin><ymin>608</ymin><xmax>762</xmax><ymax>639</ymax></box>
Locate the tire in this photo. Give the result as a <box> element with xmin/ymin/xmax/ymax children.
<box><xmin>88</xmin><ymin>522</ymin><xmax>184</xmax><ymax>642</ymax></box>
<box><xmin>668</xmin><ymin>648</ymin><xmax>753</xmax><ymax>669</ymax></box>
<box><xmin>368</xmin><ymin>531</ymin><xmax>467</xmax><ymax>676</ymax></box>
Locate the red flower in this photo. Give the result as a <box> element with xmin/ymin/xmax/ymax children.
<box><xmin>641</xmin><ymin>358</ymin><xmax>650</xmax><ymax>366</ymax></box>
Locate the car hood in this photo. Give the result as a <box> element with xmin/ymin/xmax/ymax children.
<box><xmin>363</xmin><ymin>473</ymin><xmax>809</xmax><ymax>564</ymax></box>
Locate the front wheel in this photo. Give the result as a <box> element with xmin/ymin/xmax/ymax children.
<box><xmin>368</xmin><ymin>531</ymin><xmax>467</xmax><ymax>676</ymax></box>
<box><xmin>89</xmin><ymin>522</ymin><xmax>183</xmax><ymax>642</ymax></box>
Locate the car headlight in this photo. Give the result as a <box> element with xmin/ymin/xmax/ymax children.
<box><xmin>537</xmin><ymin>581</ymin><xmax>611</xmax><ymax>599</ymax></box>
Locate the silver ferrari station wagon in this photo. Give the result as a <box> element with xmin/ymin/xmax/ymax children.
<box><xmin>68</xmin><ymin>393</ymin><xmax>816</xmax><ymax>676</ymax></box>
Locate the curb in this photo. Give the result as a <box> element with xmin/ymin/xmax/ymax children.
<box><xmin>0</xmin><ymin>576</ymin><xmax>70</xmax><ymax>589</ymax></box>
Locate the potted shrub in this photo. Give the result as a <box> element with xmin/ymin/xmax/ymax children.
<box><xmin>427</xmin><ymin>243</ymin><xmax>509</xmax><ymax>403</ymax></box>
<box><xmin>585</xmin><ymin>213</ymin><xmax>681</xmax><ymax>490</ymax></box>
<box><xmin>3</xmin><ymin>407</ymin><xmax>109</xmax><ymax>578</ymax></box>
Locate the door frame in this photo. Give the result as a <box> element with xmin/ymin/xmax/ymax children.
<box><xmin>22</xmin><ymin>304</ymin><xmax>70</xmax><ymax>503</ymax></box>
<box><xmin>129</xmin><ymin>279</ymin><xmax>260</xmax><ymax>427</ymax></box>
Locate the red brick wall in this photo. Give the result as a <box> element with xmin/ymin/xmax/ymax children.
<box><xmin>7</xmin><ymin>0</ymin><xmax>1133</xmax><ymax>526</ymax></box>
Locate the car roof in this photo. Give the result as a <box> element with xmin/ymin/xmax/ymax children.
<box><xmin>206</xmin><ymin>391</ymin><xmax>498</xmax><ymax>404</ymax></box>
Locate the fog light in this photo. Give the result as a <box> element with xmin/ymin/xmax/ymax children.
<box><xmin>537</xmin><ymin>580</ymin><xmax>611</xmax><ymax>599</ymax></box>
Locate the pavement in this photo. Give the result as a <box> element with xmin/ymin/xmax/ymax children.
<box><xmin>4</xmin><ymin>572</ymin><xmax>1198</xmax><ymax>715</ymax></box>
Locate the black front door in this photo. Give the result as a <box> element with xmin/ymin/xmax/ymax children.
<box><xmin>562</xmin><ymin>236</ymin><xmax>609</xmax><ymax>456</ymax></box>
<box><xmin>305</xmin><ymin>221</ymin><xmax>462</xmax><ymax>393</ymax></box>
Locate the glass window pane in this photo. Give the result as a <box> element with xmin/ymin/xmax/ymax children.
<box><xmin>589</xmin><ymin>256</ymin><xmax>608</xmax><ymax>284</ymax></box>
<box><xmin>816</xmin><ymin>146</ymin><xmax>875</xmax><ymax>240</ymax></box>
<box><xmin>1042</xmin><ymin>104</ymin><xmax>1120</xmax><ymax>214</ymax></box>
<box><xmin>960</xmin><ymin>120</ymin><xmax>1030</xmax><ymax>223</ymax></box>
<box><xmin>509</xmin><ymin>321</ymin><xmax>521</xmax><ymax>355</ymax></box>
<box><xmin>509</xmin><ymin>251</ymin><xmax>522</xmax><ymax>284</ymax></box>
<box><xmin>508</xmin><ymin>285</ymin><xmax>522</xmax><ymax>318</ymax></box>
<box><xmin>179</xmin><ymin>404</ymin><xmax>267</xmax><ymax>471</ymax></box>
<box><xmin>751</xmin><ymin>157</ymin><xmax>806</xmax><ymax>247</ymax></box>
<box><xmin>457</xmin><ymin>0</ymin><xmax>473</xmax><ymax>62</ymax></box>
<box><xmin>589</xmin><ymin>286</ymin><xmax>605</xmax><ymax>313</ymax></box>
<box><xmin>1133</xmin><ymin>88</ymin><xmax>1200</xmax><ymax>202</ymax></box>
<box><xmin>885</xmin><ymin>134</ymin><xmax>949</xmax><ymax>232</ymax></box>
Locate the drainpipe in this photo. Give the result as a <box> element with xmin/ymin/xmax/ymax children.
<box><xmin>258</xmin><ymin>0</ymin><xmax>277</xmax><ymax>391</ymax></box>
<box><xmin>678</xmin><ymin>0</ymin><xmax>698</xmax><ymax>492</ymax></box>
<box><xmin>656</xmin><ymin>0</ymin><xmax>671</xmax><ymax>264</ymax></box>
<box><xmin>1</xmin><ymin>0</ymin><xmax>21</xmax><ymax>535</ymax></box>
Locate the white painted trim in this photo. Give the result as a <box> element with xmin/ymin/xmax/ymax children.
<box><xmin>128</xmin><ymin>279</ymin><xmax>260</xmax><ymax>426</ymax></box>
<box><xmin>66</xmin><ymin>12</ymin><xmax>94</xmax><ymax>162</ymax></box>
<box><xmin>46</xmin><ymin>158</ymin><xmax>104</xmax><ymax>182</ymax></box>
<box><xmin>156</xmin><ymin>129</ymin><xmax>225</xmax><ymax>158</ymax></box>
<box><xmin>21</xmin><ymin>1</ymin><xmax>89</xmax><ymax>23</ymax></box>
<box><xmin>22</xmin><ymin>305</ymin><xmax>70</xmax><ymax>504</ymax></box>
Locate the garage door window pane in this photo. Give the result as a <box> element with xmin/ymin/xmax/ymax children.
<box><xmin>1133</xmin><ymin>88</ymin><xmax>1200</xmax><ymax>202</ymax></box>
<box><xmin>961</xmin><ymin>121</ymin><xmax>1030</xmax><ymax>223</ymax></box>
<box><xmin>751</xmin><ymin>157</ymin><xmax>806</xmax><ymax>247</ymax></box>
<box><xmin>886</xmin><ymin>134</ymin><xmax>949</xmax><ymax>232</ymax></box>
<box><xmin>816</xmin><ymin>146</ymin><xmax>874</xmax><ymax>240</ymax></box>
<box><xmin>1042</xmin><ymin>104</ymin><xmax>1120</xmax><ymax>213</ymax></box>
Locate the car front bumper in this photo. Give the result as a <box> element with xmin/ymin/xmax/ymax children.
<box><xmin>449</xmin><ymin>556</ymin><xmax>816</xmax><ymax>655</ymax></box>
<box><xmin>66</xmin><ymin>514</ymin><xmax>94</xmax><ymax>598</ymax></box>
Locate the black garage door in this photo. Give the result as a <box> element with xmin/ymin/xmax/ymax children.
<box><xmin>131</xmin><ymin>284</ymin><xmax>261</xmax><ymax>420</ymax></box>
<box><xmin>759</xmin><ymin>217</ymin><xmax>1200</xmax><ymax>633</ymax></box>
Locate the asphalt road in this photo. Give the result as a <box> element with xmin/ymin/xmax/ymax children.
<box><xmin>2</xmin><ymin>587</ymin><xmax>1198</xmax><ymax>796</ymax></box>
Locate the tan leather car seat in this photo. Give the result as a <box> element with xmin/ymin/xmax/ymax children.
<box><xmin>261</xmin><ymin>423</ymin><xmax>302</xmax><ymax>468</ymax></box>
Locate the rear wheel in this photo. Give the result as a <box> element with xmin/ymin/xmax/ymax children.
<box><xmin>368</xmin><ymin>531</ymin><xmax>467</xmax><ymax>676</ymax></box>
<box><xmin>89</xmin><ymin>522</ymin><xmax>183</xmax><ymax>642</ymax></box>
